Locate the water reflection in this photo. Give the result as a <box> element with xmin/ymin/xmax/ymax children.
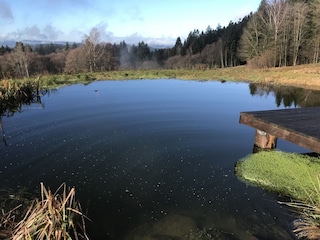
<box><xmin>0</xmin><ymin>117</ymin><xmax>7</xmax><ymax>146</ymax></box>
<box><xmin>249</xmin><ymin>83</ymin><xmax>320</xmax><ymax>107</ymax></box>
<box><xmin>0</xmin><ymin>88</ymin><xmax>50</xmax><ymax>146</ymax></box>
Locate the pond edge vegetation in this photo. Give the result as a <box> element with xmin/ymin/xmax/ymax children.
<box><xmin>1</xmin><ymin>62</ymin><xmax>320</xmax><ymax>103</ymax></box>
<box><xmin>236</xmin><ymin>151</ymin><xmax>320</xmax><ymax>239</ymax></box>
<box><xmin>0</xmin><ymin>182</ymin><xmax>89</xmax><ymax>240</ymax></box>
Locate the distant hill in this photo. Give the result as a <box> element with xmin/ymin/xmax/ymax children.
<box><xmin>0</xmin><ymin>39</ymin><xmax>169</xmax><ymax>49</ymax></box>
<box><xmin>0</xmin><ymin>40</ymin><xmax>79</xmax><ymax>48</ymax></box>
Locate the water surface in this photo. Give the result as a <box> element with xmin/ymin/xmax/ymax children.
<box><xmin>1</xmin><ymin>79</ymin><xmax>317</xmax><ymax>239</ymax></box>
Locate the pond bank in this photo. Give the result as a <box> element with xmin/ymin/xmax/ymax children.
<box><xmin>1</xmin><ymin>63</ymin><xmax>320</xmax><ymax>91</ymax></box>
<box><xmin>71</xmin><ymin>63</ymin><xmax>320</xmax><ymax>91</ymax></box>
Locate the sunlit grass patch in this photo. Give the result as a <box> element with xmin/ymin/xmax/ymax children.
<box><xmin>236</xmin><ymin>151</ymin><xmax>320</xmax><ymax>239</ymax></box>
<box><xmin>235</xmin><ymin>151</ymin><xmax>320</xmax><ymax>203</ymax></box>
<box><xmin>39</xmin><ymin>73</ymin><xmax>94</xmax><ymax>88</ymax></box>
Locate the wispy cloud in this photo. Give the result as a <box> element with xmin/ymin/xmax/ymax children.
<box><xmin>43</xmin><ymin>24</ymin><xmax>63</xmax><ymax>40</ymax></box>
<box><xmin>0</xmin><ymin>0</ymin><xmax>13</xmax><ymax>22</ymax></box>
<box><xmin>2</xmin><ymin>24</ymin><xmax>62</xmax><ymax>41</ymax></box>
<box><xmin>93</xmin><ymin>22</ymin><xmax>114</xmax><ymax>42</ymax></box>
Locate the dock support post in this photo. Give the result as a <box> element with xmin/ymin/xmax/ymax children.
<box><xmin>253</xmin><ymin>129</ymin><xmax>277</xmax><ymax>151</ymax></box>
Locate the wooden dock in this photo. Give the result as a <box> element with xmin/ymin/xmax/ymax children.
<box><xmin>239</xmin><ymin>107</ymin><xmax>320</xmax><ymax>153</ymax></box>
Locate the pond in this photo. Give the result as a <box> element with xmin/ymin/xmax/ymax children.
<box><xmin>1</xmin><ymin>79</ymin><xmax>319</xmax><ymax>239</ymax></box>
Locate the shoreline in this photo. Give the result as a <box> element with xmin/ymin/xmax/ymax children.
<box><xmin>63</xmin><ymin>63</ymin><xmax>320</xmax><ymax>91</ymax></box>
<box><xmin>1</xmin><ymin>63</ymin><xmax>320</xmax><ymax>91</ymax></box>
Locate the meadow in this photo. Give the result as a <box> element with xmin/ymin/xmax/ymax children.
<box><xmin>1</xmin><ymin>63</ymin><xmax>320</xmax><ymax>94</ymax></box>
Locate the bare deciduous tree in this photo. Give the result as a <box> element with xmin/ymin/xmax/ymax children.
<box><xmin>291</xmin><ymin>2</ymin><xmax>309</xmax><ymax>66</ymax></box>
<box><xmin>311</xmin><ymin>1</ymin><xmax>320</xmax><ymax>63</ymax></box>
<box><xmin>83</xmin><ymin>28</ymin><xmax>105</xmax><ymax>72</ymax></box>
<box><xmin>49</xmin><ymin>52</ymin><xmax>66</xmax><ymax>74</ymax></box>
<box><xmin>65</xmin><ymin>47</ymin><xmax>87</xmax><ymax>73</ymax></box>
<box><xmin>257</xmin><ymin>0</ymin><xmax>289</xmax><ymax>67</ymax></box>
<box><xmin>9</xmin><ymin>42</ymin><xmax>36</xmax><ymax>78</ymax></box>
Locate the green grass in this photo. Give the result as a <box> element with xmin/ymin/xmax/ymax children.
<box><xmin>235</xmin><ymin>151</ymin><xmax>320</xmax><ymax>203</ymax></box>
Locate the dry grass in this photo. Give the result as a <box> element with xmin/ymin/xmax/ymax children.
<box><xmin>285</xmin><ymin>206</ymin><xmax>320</xmax><ymax>240</ymax></box>
<box><xmin>0</xmin><ymin>76</ymin><xmax>50</xmax><ymax>117</ymax></box>
<box><xmin>93</xmin><ymin>64</ymin><xmax>320</xmax><ymax>90</ymax></box>
<box><xmin>280</xmin><ymin>174</ymin><xmax>320</xmax><ymax>240</ymax></box>
<box><xmin>0</xmin><ymin>205</ymin><xmax>21</xmax><ymax>239</ymax></box>
<box><xmin>2</xmin><ymin>63</ymin><xmax>320</xmax><ymax>92</ymax></box>
<box><xmin>198</xmin><ymin>64</ymin><xmax>320</xmax><ymax>90</ymax></box>
<box><xmin>0</xmin><ymin>183</ymin><xmax>89</xmax><ymax>240</ymax></box>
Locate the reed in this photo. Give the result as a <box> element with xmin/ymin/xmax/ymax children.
<box><xmin>0</xmin><ymin>77</ymin><xmax>47</xmax><ymax>116</ymax></box>
<box><xmin>0</xmin><ymin>205</ymin><xmax>21</xmax><ymax>239</ymax></box>
<box><xmin>277</xmin><ymin>178</ymin><xmax>320</xmax><ymax>239</ymax></box>
<box><xmin>9</xmin><ymin>183</ymin><xmax>89</xmax><ymax>240</ymax></box>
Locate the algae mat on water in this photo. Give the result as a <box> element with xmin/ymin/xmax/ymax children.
<box><xmin>235</xmin><ymin>151</ymin><xmax>320</xmax><ymax>203</ymax></box>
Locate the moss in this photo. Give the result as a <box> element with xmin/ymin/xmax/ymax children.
<box><xmin>235</xmin><ymin>151</ymin><xmax>320</xmax><ymax>203</ymax></box>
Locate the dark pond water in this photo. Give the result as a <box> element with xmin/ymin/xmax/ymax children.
<box><xmin>1</xmin><ymin>79</ymin><xmax>319</xmax><ymax>239</ymax></box>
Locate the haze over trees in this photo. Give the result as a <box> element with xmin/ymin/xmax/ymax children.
<box><xmin>0</xmin><ymin>0</ymin><xmax>319</xmax><ymax>79</ymax></box>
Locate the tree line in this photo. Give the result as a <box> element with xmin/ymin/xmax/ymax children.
<box><xmin>0</xmin><ymin>0</ymin><xmax>319</xmax><ymax>79</ymax></box>
<box><xmin>240</xmin><ymin>0</ymin><xmax>320</xmax><ymax>68</ymax></box>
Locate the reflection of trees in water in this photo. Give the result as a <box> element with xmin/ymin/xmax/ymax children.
<box><xmin>0</xmin><ymin>117</ymin><xmax>6</xmax><ymax>146</ymax></box>
<box><xmin>0</xmin><ymin>89</ymin><xmax>48</xmax><ymax>117</ymax></box>
<box><xmin>249</xmin><ymin>83</ymin><xmax>320</xmax><ymax>108</ymax></box>
<box><xmin>0</xmin><ymin>89</ymin><xmax>49</xmax><ymax>146</ymax></box>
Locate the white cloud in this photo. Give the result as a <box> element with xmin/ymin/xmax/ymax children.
<box><xmin>43</xmin><ymin>24</ymin><xmax>62</xmax><ymax>40</ymax></box>
<box><xmin>93</xmin><ymin>22</ymin><xmax>114</xmax><ymax>42</ymax></box>
<box><xmin>1</xmin><ymin>24</ymin><xmax>62</xmax><ymax>41</ymax></box>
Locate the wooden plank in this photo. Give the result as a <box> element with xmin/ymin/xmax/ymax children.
<box><xmin>239</xmin><ymin>107</ymin><xmax>320</xmax><ymax>153</ymax></box>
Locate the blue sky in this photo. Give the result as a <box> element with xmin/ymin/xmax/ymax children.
<box><xmin>0</xmin><ymin>0</ymin><xmax>261</xmax><ymax>46</ymax></box>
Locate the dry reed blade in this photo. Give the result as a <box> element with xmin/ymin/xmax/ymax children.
<box><xmin>10</xmin><ymin>182</ymin><xmax>89</xmax><ymax>240</ymax></box>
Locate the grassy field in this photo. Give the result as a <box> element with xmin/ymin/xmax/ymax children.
<box><xmin>74</xmin><ymin>63</ymin><xmax>320</xmax><ymax>91</ymax></box>
<box><xmin>80</xmin><ymin>63</ymin><xmax>320</xmax><ymax>90</ymax></box>
<box><xmin>1</xmin><ymin>63</ymin><xmax>320</xmax><ymax>91</ymax></box>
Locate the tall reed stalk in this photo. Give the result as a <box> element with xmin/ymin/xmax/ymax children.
<box><xmin>7</xmin><ymin>183</ymin><xmax>89</xmax><ymax>240</ymax></box>
<box><xmin>0</xmin><ymin>77</ymin><xmax>47</xmax><ymax>116</ymax></box>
